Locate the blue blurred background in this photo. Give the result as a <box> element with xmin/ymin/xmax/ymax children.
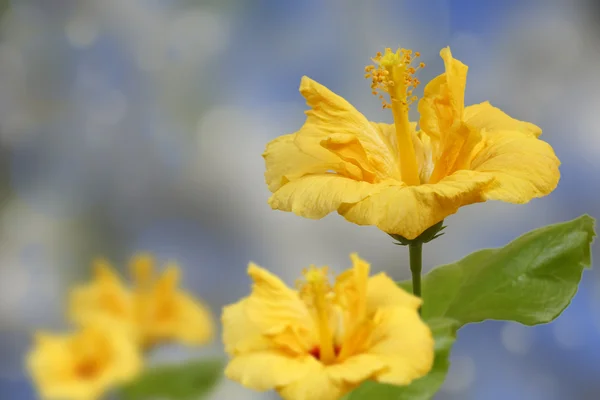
<box><xmin>0</xmin><ymin>0</ymin><xmax>599</xmax><ymax>399</ymax></box>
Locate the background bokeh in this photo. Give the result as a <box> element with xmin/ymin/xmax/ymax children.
<box><xmin>0</xmin><ymin>0</ymin><xmax>599</xmax><ymax>399</ymax></box>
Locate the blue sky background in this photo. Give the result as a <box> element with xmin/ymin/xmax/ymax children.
<box><xmin>0</xmin><ymin>1</ymin><xmax>598</xmax><ymax>399</ymax></box>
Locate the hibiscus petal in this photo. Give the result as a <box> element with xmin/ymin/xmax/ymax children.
<box><xmin>93</xmin><ymin>258</ymin><xmax>123</xmax><ymax>286</ymax></box>
<box><xmin>326</xmin><ymin>353</ymin><xmax>386</xmax><ymax>385</ymax></box>
<box><xmin>418</xmin><ymin>47</ymin><xmax>468</xmax><ymax>147</ymax></box>
<box><xmin>417</xmin><ymin>73</ymin><xmax>446</xmax><ymax>153</ymax></box>
<box><xmin>268</xmin><ymin>174</ymin><xmax>391</xmax><ymax>219</ymax></box>
<box><xmin>367</xmin><ymin>307</ymin><xmax>434</xmax><ymax>385</ymax></box>
<box><xmin>222</xmin><ymin>300</ymin><xmax>273</xmax><ymax>355</ymax></box>
<box><xmin>295</xmin><ymin>76</ymin><xmax>400</xmax><ymax>180</ymax></box>
<box><xmin>418</xmin><ymin>48</ymin><xmax>476</xmax><ymax>180</ymax></box>
<box><xmin>245</xmin><ymin>265</ymin><xmax>314</xmax><ymax>351</ymax></box>
<box><xmin>470</xmin><ymin>130</ymin><xmax>560</xmax><ymax>203</ymax></box>
<box><xmin>263</xmin><ymin>134</ymin><xmax>359</xmax><ymax>192</ymax></box>
<box><xmin>154</xmin><ymin>264</ymin><xmax>180</xmax><ymax>294</ymax></box>
<box><xmin>164</xmin><ymin>292</ymin><xmax>214</xmax><ymax>346</ymax></box>
<box><xmin>464</xmin><ymin>101</ymin><xmax>542</xmax><ymax>137</ymax></box>
<box><xmin>369</xmin><ymin>122</ymin><xmax>434</xmax><ymax>184</ymax></box>
<box><xmin>338</xmin><ymin>170</ymin><xmax>494</xmax><ymax>239</ymax></box>
<box><xmin>277</xmin><ymin>361</ymin><xmax>346</xmax><ymax>400</ymax></box>
<box><xmin>319</xmin><ymin>133</ymin><xmax>380</xmax><ymax>182</ymax></box>
<box><xmin>223</xmin><ymin>265</ymin><xmax>314</xmax><ymax>356</ymax></box>
<box><xmin>366</xmin><ymin>273</ymin><xmax>421</xmax><ymax>312</ymax></box>
<box><xmin>68</xmin><ymin>260</ymin><xmax>131</xmax><ymax>327</ymax></box>
<box><xmin>224</xmin><ymin>351</ymin><xmax>317</xmax><ymax>392</ymax></box>
<box><xmin>440</xmin><ymin>47</ymin><xmax>468</xmax><ymax>116</ymax></box>
<box><xmin>27</xmin><ymin>325</ymin><xmax>141</xmax><ymax>400</ymax></box>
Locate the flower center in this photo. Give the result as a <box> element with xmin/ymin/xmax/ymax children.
<box><xmin>365</xmin><ymin>48</ymin><xmax>425</xmax><ymax>186</ymax></box>
<box><xmin>298</xmin><ymin>266</ymin><xmax>337</xmax><ymax>364</ymax></box>
<box><xmin>75</xmin><ymin>359</ymin><xmax>101</xmax><ymax>379</ymax></box>
<box><xmin>70</xmin><ymin>329</ymin><xmax>112</xmax><ymax>380</ymax></box>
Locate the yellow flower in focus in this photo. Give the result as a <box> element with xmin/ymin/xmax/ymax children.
<box><xmin>264</xmin><ymin>47</ymin><xmax>560</xmax><ymax>239</ymax></box>
<box><xmin>27</xmin><ymin>322</ymin><xmax>141</xmax><ymax>400</ymax></box>
<box><xmin>222</xmin><ymin>254</ymin><xmax>434</xmax><ymax>400</ymax></box>
<box><xmin>69</xmin><ymin>254</ymin><xmax>214</xmax><ymax>349</ymax></box>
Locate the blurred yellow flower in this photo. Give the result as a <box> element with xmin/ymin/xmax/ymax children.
<box><xmin>69</xmin><ymin>253</ymin><xmax>214</xmax><ymax>349</ymax></box>
<box><xmin>264</xmin><ymin>47</ymin><xmax>560</xmax><ymax>239</ymax></box>
<box><xmin>222</xmin><ymin>254</ymin><xmax>433</xmax><ymax>400</ymax></box>
<box><xmin>27</xmin><ymin>322</ymin><xmax>141</xmax><ymax>400</ymax></box>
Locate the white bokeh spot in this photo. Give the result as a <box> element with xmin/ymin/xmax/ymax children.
<box><xmin>65</xmin><ymin>14</ymin><xmax>100</xmax><ymax>49</ymax></box>
<box><xmin>440</xmin><ymin>355</ymin><xmax>476</xmax><ymax>393</ymax></box>
<box><xmin>501</xmin><ymin>322</ymin><xmax>534</xmax><ymax>355</ymax></box>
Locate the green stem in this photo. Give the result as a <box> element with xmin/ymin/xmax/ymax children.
<box><xmin>409</xmin><ymin>242</ymin><xmax>422</xmax><ymax>298</ymax></box>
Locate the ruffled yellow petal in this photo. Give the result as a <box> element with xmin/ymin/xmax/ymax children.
<box><xmin>339</xmin><ymin>170</ymin><xmax>494</xmax><ymax>239</ymax></box>
<box><xmin>130</xmin><ymin>253</ymin><xmax>155</xmax><ymax>282</ymax></box>
<box><xmin>326</xmin><ymin>354</ymin><xmax>386</xmax><ymax>385</ymax></box>
<box><xmin>279</xmin><ymin>354</ymin><xmax>387</xmax><ymax>400</ymax></box>
<box><xmin>439</xmin><ymin>47</ymin><xmax>467</xmax><ymax>117</ymax></box>
<box><xmin>367</xmin><ymin>307</ymin><xmax>434</xmax><ymax>385</ymax></box>
<box><xmin>429</xmin><ymin>123</ymin><xmax>482</xmax><ymax>184</ymax></box>
<box><xmin>369</xmin><ymin>122</ymin><xmax>434</xmax><ymax>184</ymax></box>
<box><xmin>146</xmin><ymin>292</ymin><xmax>214</xmax><ymax>346</ymax></box>
<box><xmin>223</xmin><ymin>302</ymin><xmax>311</xmax><ymax>356</ymax></box>
<box><xmin>68</xmin><ymin>259</ymin><xmax>132</xmax><ymax>327</ymax></box>
<box><xmin>334</xmin><ymin>253</ymin><xmax>370</xmax><ymax>321</ymax></box>
<box><xmin>294</xmin><ymin>76</ymin><xmax>401</xmax><ymax>180</ymax></box>
<box><xmin>224</xmin><ymin>351</ymin><xmax>317</xmax><ymax>392</ymax></box>
<box><xmin>245</xmin><ymin>264</ymin><xmax>315</xmax><ymax>351</ymax></box>
<box><xmin>418</xmin><ymin>48</ymin><xmax>479</xmax><ymax>182</ymax></box>
<box><xmin>412</xmin><ymin>130</ymin><xmax>435</xmax><ymax>183</ymax></box>
<box><xmin>278</xmin><ymin>362</ymin><xmax>345</xmax><ymax>400</ymax></box>
<box><xmin>366</xmin><ymin>273</ymin><xmax>422</xmax><ymax>312</ymax></box>
<box><xmin>464</xmin><ymin>101</ymin><xmax>542</xmax><ymax>137</ymax></box>
<box><xmin>263</xmin><ymin>134</ymin><xmax>359</xmax><ymax>192</ymax></box>
<box><xmin>27</xmin><ymin>324</ymin><xmax>141</xmax><ymax>400</ymax></box>
<box><xmin>268</xmin><ymin>174</ymin><xmax>392</xmax><ymax>219</ymax></box>
<box><xmin>222</xmin><ymin>299</ymin><xmax>274</xmax><ymax>354</ymax></box>
<box><xmin>470</xmin><ymin>131</ymin><xmax>560</xmax><ymax>203</ymax></box>
<box><xmin>319</xmin><ymin>133</ymin><xmax>380</xmax><ymax>182</ymax></box>
<box><xmin>418</xmin><ymin>47</ymin><xmax>468</xmax><ymax>160</ymax></box>
<box><xmin>417</xmin><ymin>73</ymin><xmax>446</xmax><ymax>156</ymax></box>
<box><xmin>222</xmin><ymin>265</ymin><xmax>315</xmax><ymax>357</ymax></box>
<box><xmin>134</xmin><ymin>263</ymin><xmax>214</xmax><ymax>348</ymax></box>
<box><xmin>369</xmin><ymin>122</ymin><xmax>399</xmax><ymax>159</ymax></box>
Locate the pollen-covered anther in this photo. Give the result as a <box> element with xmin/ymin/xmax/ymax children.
<box><xmin>365</xmin><ymin>47</ymin><xmax>425</xmax><ymax>109</ymax></box>
<box><xmin>298</xmin><ymin>265</ymin><xmax>332</xmax><ymax>297</ymax></box>
<box><xmin>364</xmin><ymin>61</ymin><xmax>393</xmax><ymax>108</ymax></box>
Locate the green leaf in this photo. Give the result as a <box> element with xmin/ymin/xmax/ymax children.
<box><xmin>347</xmin><ymin>216</ymin><xmax>594</xmax><ymax>400</ymax></box>
<box><xmin>403</xmin><ymin>214</ymin><xmax>596</xmax><ymax>326</ymax></box>
<box><xmin>345</xmin><ymin>318</ymin><xmax>458</xmax><ymax>400</ymax></box>
<box><xmin>120</xmin><ymin>358</ymin><xmax>224</xmax><ymax>400</ymax></box>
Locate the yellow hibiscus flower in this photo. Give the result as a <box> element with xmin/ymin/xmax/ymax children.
<box><xmin>27</xmin><ymin>322</ymin><xmax>141</xmax><ymax>400</ymax></box>
<box><xmin>69</xmin><ymin>254</ymin><xmax>215</xmax><ymax>349</ymax></box>
<box><xmin>222</xmin><ymin>254</ymin><xmax>434</xmax><ymax>400</ymax></box>
<box><xmin>264</xmin><ymin>47</ymin><xmax>560</xmax><ymax>240</ymax></box>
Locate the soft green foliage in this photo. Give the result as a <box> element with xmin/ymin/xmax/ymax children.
<box><xmin>120</xmin><ymin>359</ymin><xmax>224</xmax><ymax>400</ymax></box>
<box><xmin>348</xmin><ymin>215</ymin><xmax>595</xmax><ymax>400</ymax></box>
<box><xmin>402</xmin><ymin>214</ymin><xmax>595</xmax><ymax>326</ymax></box>
<box><xmin>345</xmin><ymin>318</ymin><xmax>457</xmax><ymax>400</ymax></box>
